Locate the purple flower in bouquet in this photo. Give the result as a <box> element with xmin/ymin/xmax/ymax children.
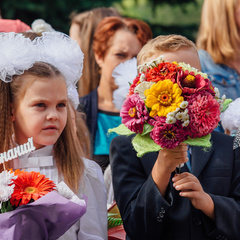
<box><xmin>187</xmin><ymin>91</ymin><xmax>220</xmax><ymax>138</ymax></box>
<box><xmin>150</xmin><ymin>116</ymin><xmax>188</xmax><ymax>149</ymax></box>
<box><xmin>120</xmin><ymin>93</ymin><xmax>149</xmax><ymax>133</ymax></box>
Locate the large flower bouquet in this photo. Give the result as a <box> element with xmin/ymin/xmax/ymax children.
<box><xmin>0</xmin><ymin>169</ymin><xmax>87</xmax><ymax>240</ymax></box>
<box><xmin>110</xmin><ymin>57</ymin><xmax>226</xmax><ymax>157</ymax></box>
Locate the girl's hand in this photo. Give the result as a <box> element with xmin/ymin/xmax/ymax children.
<box><xmin>172</xmin><ymin>172</ymin><xmax>215</xmax><ymax>220</ymax></box>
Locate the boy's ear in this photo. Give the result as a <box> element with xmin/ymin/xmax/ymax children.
<box><xmin>10</xmin><ymin>103</ymin><xmax>16</xmax><ymax>122</ymax></box>
<box><xmin>94</xmin><ymin>53</ymin><xmax>104</xmax><ymax>68</ymax></box>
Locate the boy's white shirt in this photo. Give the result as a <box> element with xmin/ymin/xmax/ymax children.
<box><xmin>13</xmin><ymin>145</ymin><xmax>108</xmax><ymax>240</ymax></box>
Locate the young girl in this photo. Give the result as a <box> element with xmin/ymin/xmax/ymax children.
<box><xmin>0</xmin><ymin>32</ymin><xmax>107</xmax><ymax>240</ymax></box>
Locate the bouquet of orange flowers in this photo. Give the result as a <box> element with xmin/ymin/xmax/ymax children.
<box><xmin>110</xmin><ymin>57</ymin><xmax>226</xmax><ymax>157</ymax></box>
<box><xmin>0</xmin><ymin>169</ymin><xmax>87</xmax><ymax>240</ymax></box>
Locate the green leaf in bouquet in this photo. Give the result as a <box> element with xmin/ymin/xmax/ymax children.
<box><xmin>132</xmin><ymin>133</ymin><xmax>162</xmax><ymax>157</ymax></box>
<box><xmin>0</xmin><ymin>200</ymin><xmax>13</xmax><ymax>213</ymax></box>
<box><xmin>108</xmin><ymin>124</ymin><xmax>135</xmax><ymax>136</ymax></box>
<box><xmin>183</xmin><ymin>134</ymin><xmax>212</xmax><ymax>148</ymax></box>
<box><xmin>221</xmin><ymin>98</ymin><xmax>233</xmax><ymax>112</ymax></box>
<box><xmin>141</xmin><ymin>123</ymin><xmax>153</xmax><ymax>136</ymax></box>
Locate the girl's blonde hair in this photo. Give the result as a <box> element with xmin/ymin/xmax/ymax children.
<box><xmin>196</xmin><ymin>0</ymin><xmax>239</xmax><ymax>64</ymax></box>
<box><xmin>1</xmin><ymin>62</ymin><xmax>84</xmax><ymax>193</ymax></box>
<box><xmin>68</xmin><ymin>100</ymin><xmax>91</xmax><ymax>159</ymax></box>
<box><xmin>137</xmin><ymin>34</ymin><xmax>196</xmax><ymax>65</ymax></box>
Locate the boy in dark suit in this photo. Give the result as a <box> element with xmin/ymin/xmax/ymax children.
<box><xmin>110</xmin><ymin>35</ymin><xmax>240</xmax><ymax>240</ymax></box>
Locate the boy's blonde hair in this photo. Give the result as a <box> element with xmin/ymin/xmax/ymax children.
<box><xmin>137</xmin><ymin>34</ymin><xmax>197</xmax><ymax>65</ymax></box>
<box><xmin>196</xmin><ymin>0</ymin><xmax>239</xmax><ymax>64</ymax></box>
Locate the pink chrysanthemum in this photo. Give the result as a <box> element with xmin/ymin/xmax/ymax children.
<box><xmin>120</xmin><ymin>94</ymin><xmax>149</xmax><ymax>133</ymax></box>
<box><xmin>148</xmin><ymin>118</ymin><xmax>156</xmax><ymax>126</ymax></box>
<box><xmin>187</xmin><ymin>91</ymin><xmax>220</xmax><ymax>138</ymax></box>
<box><xmin>177</xmin><ymin>69</ymin><xmax>213</xmax><ymax>95</ymax></box>
<box><xmin>150</xmin><ymin>117</ymin><xmax>188</xmax><ymax>149</ymax></box>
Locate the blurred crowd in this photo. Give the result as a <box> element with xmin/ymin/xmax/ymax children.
<box><xmin>0</xmin><ymin>0</ymin><xmax>240</xmax><ymax>239</ymax></box>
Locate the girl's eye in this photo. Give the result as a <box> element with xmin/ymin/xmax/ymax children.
<box><xmin>57</xmin><ymin>103</ymin><xmax>66</xmax><ymax>108</ymax></box>
<box><xmin>35</xmin><ymin>103</ymin><xmax>46</xmax><ymax>108</ymax></box>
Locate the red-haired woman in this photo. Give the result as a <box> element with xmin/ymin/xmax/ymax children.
<box><xmin>79</xmin><ymin>16</ymin><xmax>152</xmax><ymax>172</ymax></box>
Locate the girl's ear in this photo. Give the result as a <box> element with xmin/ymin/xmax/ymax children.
<box><xmin>94</xmin><ymin>53</ymin><xmax>103</xmax><ymax>68</ymax></box>
<box><xmin>10</xmin><ymin>103</ymin><xmax>16</xmax><ymax>122</ymax></box>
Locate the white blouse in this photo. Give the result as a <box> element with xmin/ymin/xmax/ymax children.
<box><xmin>13</xmin><ymin>145</ymin><xmax>108</xmax><ymax>240</ymax></box>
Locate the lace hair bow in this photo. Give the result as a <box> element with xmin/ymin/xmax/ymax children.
<box><xmin>0</xmin><ymin>31</ymin><xmax>84</xmax><ymax>85</ymax></box>
<box><xmin>0</xmin><ymin>32</ymin><xmax>36</xmax><ymax>83</ymax></box>
<box><xmin>0</xmin><ymin>31</ymin><xmax>83</xmax><ymax>108</ymax></box>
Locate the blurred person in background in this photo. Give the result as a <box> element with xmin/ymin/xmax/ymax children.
<box><xmin>69</xmin><ymin>7</ymin><xmax>121</xmax><ymax>97</ymax></box>
<box><xmin>196</xmin><ymin>0</ymin><xmax>240</xmax><ymax>100</ymax></box>
<box><xmin>78</xmin><ymin>16</ymin><xmax>152</xmax><ymax>172</ymax></box>
<box><xmin>0</xmin><ymin>9</ymin><xmax>31</xmax><ymax>32</ymax></box>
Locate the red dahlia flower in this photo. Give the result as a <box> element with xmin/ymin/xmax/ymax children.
<box><xmin>177</xmin><ymin>69</ymin><xmax>212</xmax><ymax>95</ymax></box>
<box><xmin>129</xmin><ymin>73</ymin><xmax>141</xmax><ymax>96</ymax></box>
<box><xmin>145</xmin><ymin>62</ymin><xmax>180</xmax><ymax>83</ymax></box>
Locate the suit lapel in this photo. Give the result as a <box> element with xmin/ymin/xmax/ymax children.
<box><xmin>191</xmin><ymin>145</ymin><xmax>214</xmax><ymax>178</ymax></box>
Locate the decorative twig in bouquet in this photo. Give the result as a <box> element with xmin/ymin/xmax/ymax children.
<box><xmin>110</xmin><ymin>57</ymin><xmax>226</xmax><ymax>169</ymax></box>
<box><xmin>0</xmin><ymin>139</ymin><xmax>87</xmax><ymax>240</ymax></box>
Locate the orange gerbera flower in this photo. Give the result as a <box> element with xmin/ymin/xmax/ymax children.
<box><xmin>10</xmin><ymin>171</ymin><xmax>56</xmax><ymax>207</ymax></box>
<box><xmin>9</xmin><ymin>168</ymin><xmax>25</xmax><ymax>175</ymax></box>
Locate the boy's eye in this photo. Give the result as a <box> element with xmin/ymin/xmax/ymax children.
<box><xmin>57</xmin><ymin>103</ymin><xmax>66</xmax><ymax>108</ymax></box>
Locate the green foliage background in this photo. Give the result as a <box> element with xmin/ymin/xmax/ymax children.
<box><xmin>0</xmin><ymin>0</ymin><xmax>203</xmax><ymax>42</ymax></box>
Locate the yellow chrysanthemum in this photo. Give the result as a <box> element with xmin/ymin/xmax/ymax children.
<box><xmin>144</xmin><ymin>79</ymin><xmax>184</xmax><ymax>117</ymax></box>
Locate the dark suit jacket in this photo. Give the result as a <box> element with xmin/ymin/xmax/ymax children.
<box><xmin>110</xmin><ymin>131</ymin><xmax>240</xmax><ymax>240</ymax></box>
